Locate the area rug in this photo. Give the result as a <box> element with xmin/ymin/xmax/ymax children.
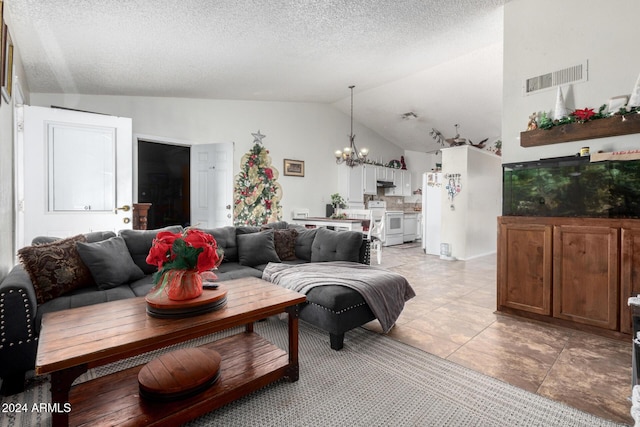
<box><xmin>0</xmin><ymin>318</ymin><xmax>625</xmax><ymax>427</ymax></box>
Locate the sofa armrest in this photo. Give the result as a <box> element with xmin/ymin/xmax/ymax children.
<box><xmin>0</xmin><ymin>265</ymin><xmax>39</xmax><ymax>377</ymax></box>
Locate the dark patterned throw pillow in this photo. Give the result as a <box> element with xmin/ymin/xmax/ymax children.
<box><xmin>18</xmin><ymin>234</ymin><xmax>94</xmax><ymax>304</ymax></box>
<box><xmin>272</xmin><ymin>228</ymin><xmax>298</xmax><ymax>261</ymax></box>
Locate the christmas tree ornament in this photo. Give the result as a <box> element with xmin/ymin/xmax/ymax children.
<box><xmin>628</xmin><ymin>73</ymin><xmax>640</xmax><ymax>108</ymax></box>
<box><xmin>553</xmin><ymin>86</ymin><xmax>568</xmax><ymax>121</ymax></box>
<box><xmin>233</xmin><ymin>132</ymin><xmax>283</xmax><ymax>226</ymax></box>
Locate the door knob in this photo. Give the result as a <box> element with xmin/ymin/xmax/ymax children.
<box><xmin>226</xmin><ymin>205</ymin><xmax>231</xmax><ymax>210</ymax></box>
<box><xmin>115</xmin><ymin>204</ymin><xmax>131</xmax><ymax>213</ymax></box>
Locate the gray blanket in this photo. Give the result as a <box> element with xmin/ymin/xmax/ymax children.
<box><xmin>262</xmin><ymin>261</ymin><xmax>415</xmax><ymax>333</ymax></box>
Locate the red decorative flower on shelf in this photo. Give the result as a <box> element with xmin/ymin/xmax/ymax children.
<box><xmin>264</xmin><ymin>168</ymin><xmax>273</xmax><ymax>179</ymax></box>
<box><xmin>146</xmin><ymin>228</ymin><xmax>222</xmax><ymax>300</ymax></box>
<box><xmin>572</xmin><ymin>108</ymin><xmax>596</xmax><ymax>123</ymax></box>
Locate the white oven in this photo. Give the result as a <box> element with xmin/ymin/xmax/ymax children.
<box><xmin>384</xmin><ymin>211</ymin><xmax>404</xmax><ymax>246</ymax></box>
<box><xmin>367</xmin><ymin>201</ymin><xmax>404</xmax><ymax>247</ymax></box>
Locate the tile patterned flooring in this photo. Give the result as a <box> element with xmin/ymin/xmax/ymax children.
<box><xmin>363</xmin><ymin>243</ymin><xmax>632</xmax><ymax>425</ymax></box>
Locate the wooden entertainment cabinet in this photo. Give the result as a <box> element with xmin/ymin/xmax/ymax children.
<box><xmin>497</xmin><ymin>216</ymin><xmax>640</xmax><ymax>337</ymax></box>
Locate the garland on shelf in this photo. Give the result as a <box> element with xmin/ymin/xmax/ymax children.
<box><xmin>537</xmin><ymin>105</ymin><xmax>640</xmax><ymax>130</ymax></box>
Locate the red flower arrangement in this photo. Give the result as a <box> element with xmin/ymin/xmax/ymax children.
<box><xmin>146</xmin><ymin>228</ymin><xmax>222</xmax><ymax>300</ymax></box>
<box><xmin>571</xmin><ymin>108</ymin><xmax>596</xmax><ymax>123</ymax></box>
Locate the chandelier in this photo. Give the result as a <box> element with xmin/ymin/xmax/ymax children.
<box><xmin>335</xmin><ymin>85</ymin><xmax>368</xmax><ymax>167</ymax></box>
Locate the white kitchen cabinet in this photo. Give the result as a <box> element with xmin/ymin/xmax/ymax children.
<box><xmin>376</xmin><ymin>166</ymin><xmax>388</xmax><ymax>182</ymax></box>
<box><xmin>384</xmin><ymin>169</ymin><xmax>398</xmax><ymax>195</ymax></box>
<box><xmin>403</xmin><ymin>212</ymin><xmax>418</xmax><ymax>242</ymax></box>
<box><xmin>385</xmin><ymin>169</ymin><xmax>412</xmax><ymax>196</ymax></box>
<box><xmin>337</xmin><ymin>165</ymin><xmax>364</xmax><ymax>206</ymax></box>
<box><xmin>363</xmin><ymin>164</ymin><xmax>377</xmax><ymax>195</ymax></box>
<box><xmin>401</xmin><ymin>170</ymin><xmax>412</xmax><ymax>196</ymax></box>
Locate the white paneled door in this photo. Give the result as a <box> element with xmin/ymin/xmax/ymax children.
<box><xmin>190</xmin><ymin>142</ymin><xmax>234</xmax><ymax>228</ymax></box>
<box><xmin>19</xmin><ymin>106</ymin><xmax>133</xmax><ymax>247</ymax></box>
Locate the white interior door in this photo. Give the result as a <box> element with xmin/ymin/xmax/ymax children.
<box><xmin>20</xmin><ymin>106</ymin><xmax>133</xmax><ymax>246</ymax></box>
<box><xmin>190</xmin><ymin>142</ymin><xmax>234</xmax><ymax>228</ymax></box>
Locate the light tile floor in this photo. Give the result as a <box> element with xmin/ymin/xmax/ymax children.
<box><xmin>363</xmin><ymin>243</ymin><xmax>632</xmax><ymax>425</ymax></box>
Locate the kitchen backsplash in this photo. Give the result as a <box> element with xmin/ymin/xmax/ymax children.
<box><xmin>365</xmin><ymin>188</ymin><xmax>421</xmax><ymax>211</ymax></box>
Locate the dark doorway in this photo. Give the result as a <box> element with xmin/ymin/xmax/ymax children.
<box><xmin>137</xmin><ymin>140</ymin><xmax>190</xmax><ymax>229</ymax></box>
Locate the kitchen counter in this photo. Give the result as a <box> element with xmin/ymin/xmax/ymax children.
<box><xmin>291</xmin><ymin>217</ymin><xmax>364</xmax><ymax>231</ymax></box>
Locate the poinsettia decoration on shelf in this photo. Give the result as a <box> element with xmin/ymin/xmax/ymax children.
<box><xmin>536</xmin><ymin>104</ymin><xmax>640</xmax><ymax>131</ymax></box>
<box><xmin>571</xmin><ymin>108</ymin><xmax>596</xmax><ymax>123</ymax></box>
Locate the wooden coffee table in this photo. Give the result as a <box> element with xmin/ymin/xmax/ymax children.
<box><xmin>35</xmin><ymin>276</ymin><xmax>306</xmax><ymax>427</ymax></box>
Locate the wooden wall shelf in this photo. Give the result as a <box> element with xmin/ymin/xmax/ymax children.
<box><xmin>520</xmin><ymin>113</ymin><xmax>640</xmax><ymax>147</ymax></box>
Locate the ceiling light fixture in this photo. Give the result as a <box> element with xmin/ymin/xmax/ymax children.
<box><xmin>335</xmin><ymin>85</ymin><xmax>368</xmax><ymax>167</ymax></box>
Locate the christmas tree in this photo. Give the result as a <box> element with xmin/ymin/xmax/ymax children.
<box><xmin>233</xmin><ymin>131</ymin><xmax>283</xmax><ymax>226</ymax></box>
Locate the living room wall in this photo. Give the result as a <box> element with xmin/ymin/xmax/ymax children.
<box><xmin>0</xmin><ymin>19</ymin><xmax>29</xmax><ymax>280</ymax></box>
<box><xmin>0</xmin><ymin>89</ymin><xmax>13</xmax><ymax>279</ymax></box>
<box><xmin>29</xmin><ymin>93</ymin><xmax>404</xmax><ymax>224</ymax></box>
<box><xmin>503</xmin><ymin>0</ymin><xmax>640</xmax><ymax>164</ymax></box>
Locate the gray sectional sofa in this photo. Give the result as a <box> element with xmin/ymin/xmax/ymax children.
<box><xmin>0</xmin><ymin>222</ymin><xmax>372</xmax><ymax>395</ymax></box>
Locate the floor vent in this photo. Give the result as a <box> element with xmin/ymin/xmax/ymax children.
<box><xmin>524</xmin><ymin>60</ymin><xmax>588</xmax><ymax>95</ymax></box>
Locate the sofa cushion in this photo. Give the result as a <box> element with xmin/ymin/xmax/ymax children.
<box><xmin>31</xmin><ymin>230</ymin><xmax>116</xmax><ymax>245</ymax></box>
<box><xmin>236</xmin><ymin>226</ymin><xmax>261</xmax><ymax>235</ymax></box>
<box><xmin>214</xmin><ymin>263</ymin><xmax>264</xmax><ymax>281</ymax></box>
<box><xmin>120</xmin><ymin>225</ymin><xmax>183</xmax><ymax>274</ymax></box>
<box><xmin>311</xmin><ymin>228</ymin><xmax>362</xmax><ymax>263</ymax></box>
<box><xmin>18</xmin><ymin>234</ymin><xmax>94</xmax><ymax>304</ymax></box>
<box><xmin>76</xmin><ymin>236</ymin><xmax>145</xmax><ymax>290</ymax></box>
<box><xmin>201</xmin><ymin>226</ymin><xmax>237</xmax><ymax>262</ymax></box>
<box><xmin>262</xmin><ymin>221</ymin><xmax>289</xmax><ymax>230</ymax></box>
<box><xmin>293</xmin><ymin>228</ymin><xmax>317</xmax><ymax>261</ymax></box>
<box><xmin>237</xmin><ymin>229</ymin><xmax>281</xmax><ymax>267</ymax></box>
<box><xmin>128</xmin><ymin>275</ymin><xmax>156</xmax><ymax>297</ymax></box>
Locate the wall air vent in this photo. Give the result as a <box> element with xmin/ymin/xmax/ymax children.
<box><xmin>524</xmin><ymin>60</ymin><xmax>588</xmax><ymax>96</ymax></box>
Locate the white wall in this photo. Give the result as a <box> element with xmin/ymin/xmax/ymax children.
<box><xmin>0</xmin><ymin>15</ymin><xmax>30</xmax><ymax>280</ymax></box>
<box><xmin>440</xmin><ymin>145</ymin><xmax>501</xmax><ymax>260</ymax></box>
<box><xmin>0</xmin><ymin>85</ymin><xmax>14</xmax><ymax>280</ymax></box>
<box><xmin>503</xmin><ymin>0</ymin><xmax>640</xmax><ymax>164</ymax></box>
<box><xmin>30</xmin><ymin>93</ymin><xmax>404</xmax><ymax>222</ymax></box>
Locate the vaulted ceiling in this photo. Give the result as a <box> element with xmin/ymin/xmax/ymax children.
<box><xmin>6</xmin><ymin>0</ymin><xmax>507</xmax><ymax>153</ymax></box>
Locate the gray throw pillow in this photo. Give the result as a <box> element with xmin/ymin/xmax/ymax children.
<box><xmin>237</xmin><ymin>229</ymin><xmax>281</xmax><ymax>266</ymax></box>
<box><xmin>311</xmin><ymin>228</ymin><xmax>362</xmax><ymax>263</ymax></box>
<box><xmin>76</xmin><ymin>236</ymin><xmax>145</xmax><ymax>290</ymax></box>
<box><xmin>201</xmin><ymin>226</ymin><xmax>237</xmax><ymax>262</ymax></box>
<box><xmin>119</xmin><ymin>225</ymin><xmax>183</xmax><ymax>274</ymax></box>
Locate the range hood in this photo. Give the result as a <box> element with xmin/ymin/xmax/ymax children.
<box><xmin>376</xmin><ymin>180</ymin><xmax>396</xmax><ymax>188</ymax></box>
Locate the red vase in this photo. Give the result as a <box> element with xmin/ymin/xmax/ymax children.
<box><xmin>162</xmin><ymin>270</ymin><xmax>203</xmax><ymax>301</ymax></box>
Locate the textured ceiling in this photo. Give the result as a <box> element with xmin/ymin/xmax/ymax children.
<box><xmin>6</xmin><ymin>0</ymin><xmax>507</xmax><ymax>152</ymax></box>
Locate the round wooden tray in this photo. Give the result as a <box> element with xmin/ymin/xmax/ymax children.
<box><xmin>138</xmin><ymin>347</ymin><xmax>222</xmax><ymax>401</ymax></box>
<box><xmin>145</xmin><ymin>285</ymin><xmax>228</xmax><ymax>319</ymax></box>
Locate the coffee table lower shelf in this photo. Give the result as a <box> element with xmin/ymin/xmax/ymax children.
<box><xmin>67</xmin><ymin>331</ymin><xmax>293</xmax><ymax>427</ymax></box>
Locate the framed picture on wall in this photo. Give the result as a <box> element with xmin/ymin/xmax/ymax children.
<box><xmin>1</xmin><ymin>22</ymin><xmax>12</xmax><ymax>102</ymax></box>
<box><xmin>283</xmin><ymin>159</ymin><xmax>304</xmax><ymax>177</ymax></box>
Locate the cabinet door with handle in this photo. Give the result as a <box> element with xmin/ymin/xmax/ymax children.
<box><xmin>363</xmin><ymin>165</ymin><xmax>377</xmax><ymax>195</ymax></box>
<box><xmin>553</xmin><ymin>225</ymin><xmax>619</xmax><ymax>330</ymax></box>
<box><xmin>621</xmin><ymin>227</ymin><xmax>640</xmax><ymax>333</ymax></box>
<box><xmin>497</xmin><ymin>221</ymin><xmax>553</xmax><ymax>315</ymax></box>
